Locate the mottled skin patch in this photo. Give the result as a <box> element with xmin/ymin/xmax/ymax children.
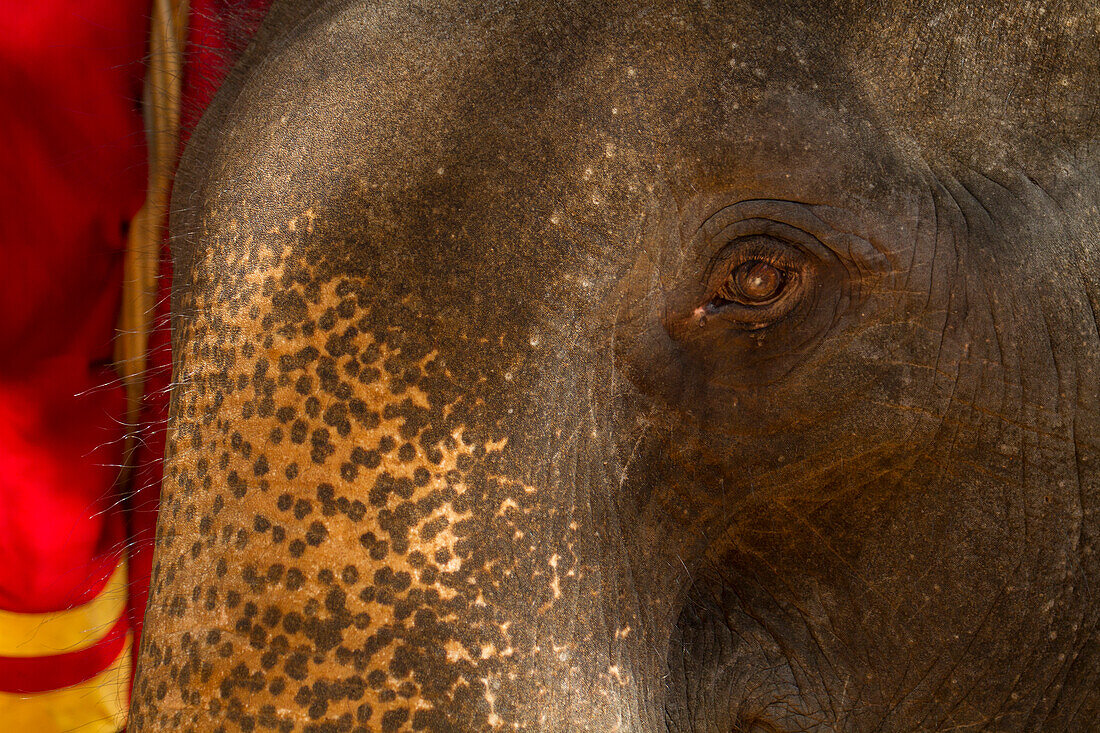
<box><xmin>132</xmin><ymin>1</ymin><xmax>1100</xmax><ymax>731</ymax></box>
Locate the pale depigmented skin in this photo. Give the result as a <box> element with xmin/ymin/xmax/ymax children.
<box><xmin>131</xmin><ymin>1</ymin><xmax>1100</xmax><ymax>731</ymax></box>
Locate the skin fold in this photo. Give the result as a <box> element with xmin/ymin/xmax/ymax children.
<box><xmin>130</xmin><ymin>1</ymin><xmax>1100</xmax><ymax>730</ymax></box>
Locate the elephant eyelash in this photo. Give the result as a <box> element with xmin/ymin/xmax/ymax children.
<box><xmin>705</xmin><ymin>235</ymin><xmax>803</xmax><ymax>285</ymax></box>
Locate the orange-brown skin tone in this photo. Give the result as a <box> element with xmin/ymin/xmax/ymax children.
<box><xmin>131</xmin><ymin>1</ymin><xmax>1100</xmax><ymax>730</ymax></box>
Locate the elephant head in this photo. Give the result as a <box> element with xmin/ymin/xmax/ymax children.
<box><xmin>130</xmin><ymin>1</ymin><xmax>1100</xmax><ymax>730</ymax></box>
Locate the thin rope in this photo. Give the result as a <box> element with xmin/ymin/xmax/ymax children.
<box><xmin>114</xmin><ymin>0</ymin><xmax>189</xmax><ymax>484</ymax></box>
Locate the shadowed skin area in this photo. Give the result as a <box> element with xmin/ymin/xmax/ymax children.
<box><xmin>129</xmin><ymin>1</ymin><xmax>1100</xmax><ymax>730</ymax></box>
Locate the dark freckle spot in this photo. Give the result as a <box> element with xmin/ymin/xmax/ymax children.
<box><xmin>285</xmin><ymin>568</ymin><xmax>305</xmax><ymax>591</ymax></box>
<box><xmin>419</xmin><ymin>566</ymin><xmax>438</xmax><ymax>584</ymax></box>
<box><xmin>351</xmin><ymin>446</ymin><xmax>380</xmax><ymax>468</ymax></box>
<box><xmin>216</xmin><ymin>558</ymin><xmax>228</xmax><ymax>577</ymax></box>
<box><xmin>356</xmin><ymin>703</ymin><xmax>373</xmax><ymax>723</ymax></box>
<box><xmin>226</xmin><ymin>590</ymin><xmax>241</xmax><ymax>608</ymax></box>
<box><xmin>318</xmin><ymin>569</ymin><xmax>334</xmax><ymax>585</ymax></box>
<box><xmin>308</xmin><ymin>700</ymin><xmax>328</xmax><ymax>720</ymax></box>
<box><xmin>353</xmin><ymin>612</ymin><xmax>370</xmax><ymax>630</ymax></box>
<box><xmin>325</xmin><ymin>588</ymin><xmax>346</xmax><ymax>616</ymax></box>
<box><xmin>289</xmin><ymin>539</ymin><xmax>306</xmax><ymax>558</ymax></box>
<box><xmin>305</xmin><ymin>396</ymin><xmax>321</xmax><ymax>418</ymax></box>
<box><xmin>242</xmin><ymin>566</ymin><xmax>264</xmax><ymax>591</ymax></box>
<box><xmin>294</xmin><ymin>685</ymin><xmax>311</xmax><ymax>706</ymax></box>
<box><xmin>306</xmin><ymin>521</ymin><xmax>328</xmax><ymax>546</ymax></box>
<box><xmin>366</xmin><ymin>670</ymin><xmax>386</xmax><ymax>688</ymax></box>
<box><xmin>420</xmin><ymin>516</ymin><xmax>448</xmax><ymax>542</ymax></box>
<box><xmin>348</xmin><ymin>501</ymin><xmax>366</xmax><ymax>522</ymax></box>
<box><xmin>347</xmin><ymin>399</ymin><xmax>378</xmax><ymax>427</ymax></box>
<box><xmin>433</xmin><ymin>549</ymin><xmax>451</xmax><ymax>565</ymax></box>
<box><xmin>285</xmin><ymin>652</ymin><xmax>309</xmax><ymax>680</ymax></box>
<box><xmin>358</xmin><ymin>587</ymin><xmax>375</xmax><ymax>603</ymax></box>
<box><xmin>294</xmin><ymin>499</ymin><xmax>312</xmax><ymax>519</ymax></box>
<box><xmin>266</xmin><ymin>564</ymin><xmax>284</xmax><ymax>583</ymax></box>
<box><xmin>213</xmin><ymin>494</ymin><xmax>224</xmax><ymax>514</ymax></box>
<box><xmin>228</xmin><ymin>471</ymin><xmax>246</xmax><ymax>498</ymax></box>
<box><xmin>200</xmin><ymin>516</ymin><xmax>212</xmax><ymax>536</ymax></box>
<box><xmin>276</xmin><ymin>406</ymin><xmax>295</xmax><ymax>424</ymax></box>
<box><xmin>341</xmin><ymin>565</ymin><xmax>359</xmax><ymax>584</ymax></box>
<box><xmin>397</xmin><ymin>443</ymin><xmax>416</xmax><ymax>462</ymax></box>
<box><xmin>218</xmin><ymin>642</ymin><xmax>234</xmax><ymax>658</ymax></box>
<box><xmin>369</xmin><ymin>473</ymin><xmax>394</xmax><ymax>507</ymax></box>
<box><xmin>249</xmin><ymin>625</ymin><xmax>267</xmax><ymax>649</ymax></box>
<box><xmin>310</xmin><ymin>428</ymin><xmax>336</xmax><ymax>464</ymax></box>
<box><xmin>270</xmin><ymin>427</ymin><xmax>284</xmax><ymax>444</ymax></box>
<box><xmin>369</xmin><ymin>540</ymin><xmax>388</xmax><ymax>561</ymax></box>
<box><xmin>190</xmin><ymin>541</ymin><xmax>202</xmax><ymax>559</ymax></box>
<box><xmin>340</xmin><ymin>462</ymin><xmax>357</xmax><ymax>481</ymax></box>
<box><xmin>277</xmin><ymin>494</ymin><xmax>293</xmax><ymax>511</ymax></box>
<box><xmin>377</xmin><ymin>436</ymin><xmax>396</xmax><ymax>453</ymax></box>
<box><xmin>358</xmin><ymin>366</ymin><xmax>381</xmax><ymax>385</ymax></box>
<box><xmin>295</xmin><ymin>375</ymin><xmax>313</xmax><ymax>395</ymax></box>
<box><xmin>272</xmin><ymin>525</ymin><xmax>286</xmax><ymax>543</ymax></box>
<box><xmin>323</xmin><ymin>403</ymin><xmax>351</xmax><ymax>436</ymax></box>
<box><xmin>269</xmin><ymin>676</ymin><xmax>286</xmax><ymax>695</ymax></box>
<box><xmin>413</xmin><ymin>608</ymin><xmax>436</xmax><ymax>629</ymax></box>
<box><xmin>290</xmin><ymin>420</ymin><xmax>308</xmax><ymax>444</ymax></box>
<box><xmin>253</xmin><ymin>455</ymin><xmax>269</xmax><ymax>477</ymax></box>
<box><xmin>262</xmin><ymin>606</ymin><xmax>282</xmax><ymax>627</ymax></box>
<box><xmin>283</xmin><ymin>612</ymin><xmax>303</xmax><ymax>634</ymax></box>
<box><xmin>304</xmin><ymin>598</ymin><xmax>320</xmax><ymax>617</ymax></box>
<box><xmin>254</xmin><ymin>515</ymin><xmax>271</xmax><ymax>532</ymax></box>
<box><xmin>381</xmin><ymin>708</ymin><xmax>408</xmax><ymax>731</ymax></box>
<box><xmin>260</xmin><ymin>650</ymin><xmax>279</xmax><ymax>669</ymax></box>
<box><xmin>285</xmin><ymin>463</ymin><xmax>299</xmax><ymax>480</ymax></box>
<box><xmin>413</xmin><ymin>467</ymin><xmax>430</xmax><ymax>486</ymax></box>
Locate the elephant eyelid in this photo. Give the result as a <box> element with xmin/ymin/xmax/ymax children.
<box><xmin>703</xmin><ymin>235</ymin><xmax>805</xmax><ymax>289</ymax></box>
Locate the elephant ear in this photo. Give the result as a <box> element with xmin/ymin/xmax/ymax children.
<box><xmin>843</xmin><ymin>1</ymin><xmax>1100</xmax><ymax>167</ymax></box>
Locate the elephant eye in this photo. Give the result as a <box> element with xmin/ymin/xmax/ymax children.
<box><xmin>715</xmin><ymin>260</ymin><xmax>787</xmax><ymax>305</ymax></box>
<box><xmin>699</xmin><ymin>236</ymin><xmax>808</xmax><ymax>330</ymax></box>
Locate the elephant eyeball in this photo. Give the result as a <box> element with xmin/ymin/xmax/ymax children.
<box><xmin>717</xmin><ymin>260</ymin><xmax>786</xmax><ymax>305</ymax></box>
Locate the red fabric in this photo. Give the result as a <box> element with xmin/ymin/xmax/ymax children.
<box><xmin>0</xmin><ymin>613</ymin><xmax>130</xmax><ymax>694</ymax></box>
<box><xmin>0</xmin><ymin>0</ymin><xmax>147</xmax><ymax>693</ymax></box>
<box><xmin>0</xmin><ymin>3</ymin><xmax>146</xmax><ymax>616</ymax></box>
<box><xmin>0</xmin><ymin>0</ymin><xmax>272</xmax><ymax>696</ymax></box>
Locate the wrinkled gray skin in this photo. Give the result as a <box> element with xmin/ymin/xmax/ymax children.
<box><xmin>131</xmin><ymin>1</ymin><xmax>1100</xmax><ymax>730</ymax></box>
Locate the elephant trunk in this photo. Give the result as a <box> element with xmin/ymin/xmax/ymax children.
<box><xmin>130</xmin><ymin>326</ymin><xmax>692</xmax><ymax>730</ymax></box>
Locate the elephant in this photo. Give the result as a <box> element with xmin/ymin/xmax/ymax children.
<box><xmin>129</xmin><ymin>0</ymin><xmax>1100</xmax><ymax>730</ymax></box>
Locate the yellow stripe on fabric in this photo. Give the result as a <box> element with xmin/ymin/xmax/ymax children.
<box><xmin>0</xmin><ymin>632</ymin><xmax>130</xmax><ymax>733</ymax></box>
<box><xmin>0</xmin><ymin>558</ymin><xmax>127</xmax><ymax>657</ymax></box>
